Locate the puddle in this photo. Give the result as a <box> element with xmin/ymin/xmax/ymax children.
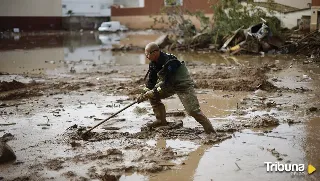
<box><xmin>163</xmin><ymin>90</ymin><xmax>248</xmax><ymax>118</ymax></box>
<box><xmin>120</xmin><ymin>173</ymin><xmax>148</xmax><ymax>181</ymax></box>
<box><xmin>119</xmin><ymin>123</ymin><xmax>319</xmax><ymax>181</ymax></box>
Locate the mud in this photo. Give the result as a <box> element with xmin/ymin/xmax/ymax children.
<box><xmin>1</xmin><ymin>32</ymin><xmax>320</xmax><ymax>181</ymax></box>
<box><xmin>0</xmin><ymin>80</ymin><xmax>26</xmax><ymax>92</ymax></box>
<box><xmin>67</xmin><ymin>121</ymin><xmax>232</xmax><ymax>144</ymax></box>
<box><xmin>192</xmin><ymin>65</ymin><xmax>278</xmax><ymax>91</ymax></box>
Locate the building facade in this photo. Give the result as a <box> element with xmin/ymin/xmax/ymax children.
<box><xmin>111</xmin><ymin>0</ymin><xmax>217</xmax><ymax>30</ymax></box>
<box><xmin>311</xmin><ymin>0</ymin><xmax>320</xmax><ymax>30</ymax></box>
<box><xmin>62</xmin><ymin>0</ymin><xmax>113</xmax><ymax>17</ymax></box>
<box><xmin>61</xmin><ymin>0</ymin><xmax>113</xmax><ymax>30</ymax></box>
<box><xmin>113</xmin><ymin>0</ymin><xmax>144</xmax><ymax>8</ymax></box>
<box><xmin>0</xmin><ymin>0</ymin><xmax>63</xmax><ymax>31</ymax></box>
<box><xmin>0</xmin><ymin>0</ymin><xmax>114</xmax><ymax>31</ymax></box>
<box><xmin>254</xmin><ymin>0</ymin><xmax>312</xmax><ymax>9</ymax></box>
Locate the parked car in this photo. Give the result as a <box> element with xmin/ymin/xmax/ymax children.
<box><xmin>119</xmin><ymin>25</ymin><xmax>128</xmax><ymax>31</ymax></box>
<box><xmin>98</xmin><ymin>21</ymin><xmax>128</xmax><ymax>32</ymax></box>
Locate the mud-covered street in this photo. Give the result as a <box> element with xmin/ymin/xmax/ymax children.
<box><xmin>0</xmin><ymin>31</ymin><xmax>320</xmax><ymax>181</ymax></box>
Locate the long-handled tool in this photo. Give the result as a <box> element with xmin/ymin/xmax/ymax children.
<box><xmin>82</xmin><ymin>101</ymin><xmax>137</xmax><ymax>137</ymax></box>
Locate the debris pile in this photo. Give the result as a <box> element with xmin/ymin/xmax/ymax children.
<box><xmin>282</xmin><ymin>30</ymin><xmax>320</xmax><ymax>58</ymax></box>
<box><xmin>0</xmin><ymin>80</ymin><xmax>26</xmax><ymax>92</ymax></box>
<box><xmin>218</xmin><ymin>18</ymin><xmax>283</xmax><ymax>55</ymax></box>
<box><xmin>111</xmin><ymin>44</ymin><xmax>144</xmax><ymax>52</ymax></box>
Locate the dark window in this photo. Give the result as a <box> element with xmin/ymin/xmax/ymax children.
<box><xmin>164</xmin><ymin>0</ymin><xmax>183</xmax><ymax>6</ymax></box>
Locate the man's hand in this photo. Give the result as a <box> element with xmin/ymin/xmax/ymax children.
<box><xmin>142</xmin><ymin>87</ymin><xmax>150</xmax><ymax>93</ymax></box>
<box><xmin>137</xmin><ymin>90</ymin><xmax>154</xmax><ymax>103</ymax></box>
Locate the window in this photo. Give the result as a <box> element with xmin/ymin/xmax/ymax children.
<box><xmin>164</xmin><ymin>0</ymin><xmax>183</xmax><ymax>6</ymax></box>
<box><xmin>62</xmin><ymin>4</ymin><xmax>67</xmax><ymax>8</ymax></box>
<box><xmin>100</xmin><ymin>4</ymin><xmax>108</xmax><ymax>9</ymax></box>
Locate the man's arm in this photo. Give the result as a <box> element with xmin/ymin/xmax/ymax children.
<box><xmin>153</xmin><ymin>60</ymin><xmax>181</xmax><ymax>93</ymax></box>
<box><xmin>146</xmin><ymin>64</ymin><xmax>157</xmax><ymax>89</ymax></box>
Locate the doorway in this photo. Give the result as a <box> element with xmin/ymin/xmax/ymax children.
<box><xmin>318</xmin><ymin>11</ymin><xmax>320</xmax><ymax>29</ymax></box>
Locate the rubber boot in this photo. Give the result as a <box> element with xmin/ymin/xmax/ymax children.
<box><xmin>190</xmin><ymin>111</ymin><xmax>216</xmax><ymax>134</ymax></box>
<box><xmin>147</xmin><ymin>104</ymin><xmax>168</xmax><ymax>128</ymax></box>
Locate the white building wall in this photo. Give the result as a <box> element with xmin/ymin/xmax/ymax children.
<box><xmin>62</xmin><ymin>0</ymin><xmax>113</xmax><ymax>17</ymax></box>
<box><xmin>243</xmin><ymin>3</ymin><xmax>311</xmax><ymax>29</ymax></box>
<box><xmin>254</xmin><ymin>0</ymin><xmax>311</xmax><ymax>9</ymax></box>
<box><xmin>278</xmin><ymin>10</ymin><xmax>311</xmax><ymax>28</ymax></box>
<box><xmin>113</xmin><ymin>0</ymin><xmax>144</xmax><ymax>8</ymax></box>
<box><xmin>0</xmin><ymin>0</ymin><xmax>62</xmax><ymax>17</ymax></box>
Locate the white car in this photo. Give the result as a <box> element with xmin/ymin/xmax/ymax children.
<box><xmin>98</xmin><ymin>21</ymin><xmax>128</xmax><ymax>32</ymax></box>
<box><xmin>119</xmin><ymin>25</ymin><xmax>128</xmax><ymax>31</ymax></box>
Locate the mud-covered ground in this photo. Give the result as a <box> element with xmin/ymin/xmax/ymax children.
<box><xmin>0</xmin><ymin>31</ymin><xmax>320</xmax><ymax>181</ymax></box>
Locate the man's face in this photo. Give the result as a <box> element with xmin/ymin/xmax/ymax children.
<box><xmin>145</xmin><ymin>49</ymin><xmax>158</xmax><ymax>61</ymax></box>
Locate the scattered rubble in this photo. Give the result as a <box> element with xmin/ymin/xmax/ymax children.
<box><xmin>282</xmin><ymin>30</ymin><xmax>320</xmax><ymax>58</ymax></box>
<box><xmin>284</xmin><ymin>119</ymin><xmax>302</xmax><ymax>125</ymax></box>
<box><xmin>1</xmin><ymin>133</ymin><xmax>15</xmax><ymax>142</ymax></box>
<box><xmin>247</xmin><ymin>115</ymin><xmax>280</xmax><ymax>128</ymax></box>
<box><xmin>133</xmin><ymin>106</ymin><xmax>148</xmax><ymax>115</ymax></box>
<box><xmin>45</xmin><ymin>158</ymin><xmax>65</xmax><ymax>170</ymax></box>
<box><xmin>308</xmin><ymin>107</ymin><xmax>318</xmax><ymax>112</ymax></box>
<box><xmin>266</xmin><ymin>148</ymin><xmax>287</xmax><ymax>161</ymax></box>
<box><xmin>0</xmin><ymin>142</ymin><xmax>16</xmax><ymax>164</ymax></box>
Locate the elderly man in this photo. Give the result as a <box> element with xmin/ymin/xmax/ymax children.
<box><xmin>137</xmin><ymin>42</ymin><xmax>216</xmax><ymax>135</ymax></box>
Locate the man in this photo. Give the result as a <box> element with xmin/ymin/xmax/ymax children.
<box><xmin>137</xmin><ymin>42</ymin><xmax>216</xmax><ymax>135</ymax></box>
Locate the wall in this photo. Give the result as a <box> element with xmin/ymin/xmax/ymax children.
<box><xmin>241</xmin><ymin>3</ymin><xmax>311</xmax><ymax>29</ymax></box>
<box><xmin>0</xmin><ymin>17</ymin><xmax>63</xmax><ymax>31</ymax></box>
<box><xmin>310</xmin><ymin>6</ymin><xmax>320</xmax><ymax>30</ymax></box>
<box><xmin>114</xmin><ymin>0</ymin><xmax>144</xmax><ymax>8</ymax></box>
<box><xmin>62</xmin><ymin>16</ymin><xmax>110</xmax><ymax>30</ymax></box>
<box><xmin>313</xmin><ymin>0</ymin><xmax>320</xmax><ymax>6</ymax></box>
<box><xmin>111</xmin><ymin>0</ymin><xmax>216</xmax><ymax>29</ymax></box>
<box><xmin>112</xmin><ymin>14</ymin><xmax>213</xmax><ymax>30</ymax></box>
<box><xmin>0</xmin><ymin>0</ymin><xmax>62</xmax><ymax>17</ymax></box>
<box><xmin>0</xmin><ymin>0</ymin><xmax>62</xmax><ymax>31</ymax></box>
<box><xmin>281</xmin><ymin>10</ymin><xmax>312</xmax><ymax>29</ymax></box>
<box><xmin>254</xmin><ymin>0</ymin><xmax>311</xmax><ymax>9</ymax></box>
<box><xmin>62</xmin><ymin>0</ymin><xmax>113</xmax><ymax>17</ymax></box>
<box><xmin>112</xmin><ymin>0</ymin><xmax>216</xmax><ymax>16</ymax></box>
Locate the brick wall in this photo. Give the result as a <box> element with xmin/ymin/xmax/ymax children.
<box><xmin>313</xmin><ymin>0</ymin><xmax>320</xmax><ymax>6</ymax></box>
<box><xmin>0</xmin><ymin>17</ymin><xmax>63</xmax><ymax>32</ymax></box>
<box><xmin>111</xmin><ymin>0</ymin><xmax>217</xmax><ymax>16</ymax></box>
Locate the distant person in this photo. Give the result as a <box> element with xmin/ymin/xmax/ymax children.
<box><xmin>137</xmin><ymin>42</ymin><xmax>217</xmax><ymax>135</ymax></box>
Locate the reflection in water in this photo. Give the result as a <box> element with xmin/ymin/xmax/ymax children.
<box><xmin>164</xmin><ymin>91</ymin><xmax>248</xmax><ymax>118</ymax></box>
<box><xmin>0</xmin><ymin>32</ymin><xmax>298</xmax><ymax>75</ymax></box>
<box><xmin>149</xmin><ymin>139</ymin><xmax>211</xmax><ymax>181</ymax></box>
<box><xmin>120</xmin><ymin>139</ymin><xmax>209</xmax><ymax>181</ymax></box>
<box><xmin>0</xmin><ymin>33</ymin><xmax>152</xmax><ymax>74</ymax></box>
<box><xmin>98</xmin><ymin>33</ymin><xmax>123</xmax><ymax>45</ymax></box>
<box><xmin>0</xmin><ymin>48</ymin><xmax>65</xmax><ymax>74</ymax></box>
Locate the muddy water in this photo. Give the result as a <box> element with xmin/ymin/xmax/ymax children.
<box><xmin>0</xmin><ymin>31</ymin><xmax>297</xmax><ymax>75</ymax></box>
<box><xmin>1</xmin><ymin>32</ymin><xmax>320</xmax><ymax>181</ymax></box>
